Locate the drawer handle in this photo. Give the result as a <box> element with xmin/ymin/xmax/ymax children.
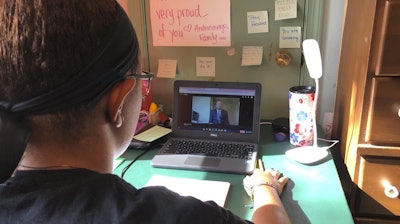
<box><xmin>384</xmin><ymin>184</ymin><xmax>399</xmax><ymax>199</ymax></box>
<box><xmin>398</xmin><ymin>108</ymin><xmax>400</xmax><ymax>118</ymax></box>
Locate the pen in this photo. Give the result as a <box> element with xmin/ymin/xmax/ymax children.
<box><xmin>258</xmin><ymin>159</ymin><xmax>264</xmax><ymax>172</ymax></box>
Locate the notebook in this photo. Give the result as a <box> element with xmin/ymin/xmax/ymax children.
<box><xmin>145</xmin><ymin>174</ymin><xmax>230</xmax><ymax>207</ymax></box>
<box><xmin>151</xmin><ymin>80</ymin><xmax>262</xmax><ymax>174</ymax></box>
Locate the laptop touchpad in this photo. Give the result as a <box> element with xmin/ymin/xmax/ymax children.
<box><xmin>184</xmin><ymin>156</ymin><xmax>221</xmax><ymax>167</ymax></box>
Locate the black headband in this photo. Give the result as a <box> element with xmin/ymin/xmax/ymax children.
<box><xmin>0</xmin><ymin>3</ymin><xmax>139</xmax><ymax>182</ymax></box>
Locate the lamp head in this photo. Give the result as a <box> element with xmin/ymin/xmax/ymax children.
<box><xmin>303</xmin><ymin>39</ymin><xmax>322</xmax><ymax>79</ymax></box>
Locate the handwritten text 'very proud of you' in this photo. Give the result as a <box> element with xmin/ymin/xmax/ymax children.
<box><xmin>154</xmin><ymin>4</ymin><xmax>230</xmax><ymax>45</ymax></box>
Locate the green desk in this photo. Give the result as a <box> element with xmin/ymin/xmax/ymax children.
<box><xmin>114</xmin><ymin>125</ymin><xmax>354</xmax><ymax>224</ymax></box>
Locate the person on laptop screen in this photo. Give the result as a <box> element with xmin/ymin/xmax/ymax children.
<box><xmin>209</xmin><ymin>100</ymin><xmax>230</xmax><ymax>125</ymax></box>
<box><xmin>0</xmin><ymin>1</ymin><xmax>290</xmax><ymax>223</ymax></box>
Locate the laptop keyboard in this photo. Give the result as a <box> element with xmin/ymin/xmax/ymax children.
<box><xmin>161</xmin><ymin>139</ymin><xmax>255</xmax><ymax>160</ymax></box>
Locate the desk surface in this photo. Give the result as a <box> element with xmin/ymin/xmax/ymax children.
<box><xmin>114</xmin><ymin>125</ymin><xmax>354</xmax><ymax>224</ymax></box>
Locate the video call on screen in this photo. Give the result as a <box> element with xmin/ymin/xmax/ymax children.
<box><xmin>176</xmin><ymin>91</ymin><xmax>255</xmax><ymax>134</ymax></box>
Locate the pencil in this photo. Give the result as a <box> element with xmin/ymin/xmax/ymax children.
<box><xmin>258</xmin><ymin>159</ymin><xmax>264</xmax><ymax>172</ymax></box>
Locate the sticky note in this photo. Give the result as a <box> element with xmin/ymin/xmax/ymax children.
<box><xmin>275</xmin><ymin>0</ymin><xmax>297</xmax><ymax>20</ymax></box>
<box><xmin>196</xmin><ymin>57</ymin><xmax>215</xmax><ymax>77</ymax></box>
<box><xmin>241</xmin><ymin>46</ymin><xmax>263</xmax><ymax>66</ymax></box>
<box><xmin>157</xmin><ymin>59</ymin><xmax>177</xmax><ymax>78</ymax></box>
<box><xmin>247</xmin><ymin>11</ymin><xmax>269</xmax><ymax>34</ymax></box>
<box><xmin>279</xmin><ymin>26</ymin><xmax>301</xmax><ymax>48</ymax></box>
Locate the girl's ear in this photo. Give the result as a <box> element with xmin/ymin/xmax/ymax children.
<box><xmin>106</xmin><ymin>78</ymin><xmax>136</xmax><ymax>127</ymax></box>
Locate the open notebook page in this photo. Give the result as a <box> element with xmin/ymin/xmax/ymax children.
<box><xmin>145</xmin><ymin>174</ymin><xmax>230</xmax><ymax>207</ymax></box>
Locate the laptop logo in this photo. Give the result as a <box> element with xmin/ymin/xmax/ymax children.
<box><xmin>210</xmin><ymin>133</ymin><xmax>218</xmax><ymax>137</ymax></box>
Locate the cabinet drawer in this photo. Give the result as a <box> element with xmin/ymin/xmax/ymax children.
<box><xmin>357</xmin><ymin>155</ymin><xmax>400</xmax><ymax>216</ymax></box>
<box><xmin>375</xmin><ymin>0</ymin><xmax>400</xmax><ymax>75</ymax></box>
<box><xmin>367</xmin><ymin>77</ymin><xmax>400</xmax><ymax>145</ymax></box>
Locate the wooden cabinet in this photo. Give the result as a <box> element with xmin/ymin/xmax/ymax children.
<box><xmin>356</xmin><ymin>153</ymin><xmax>400</xmax><ymax>216</ymax></box>
<box><xmin>332</xmin><ymin>0</ymin><xmax>400</xmax><ymax>223</ymax></box>
<box><xmin>374</xmin><ymin>0</ymin><xmax>400</xmax><ymax>75</ymax></box>
<box><xmin>368</xmin><ymin>78</ymin><xmax>400</xmax><ymax>146</ymax></box>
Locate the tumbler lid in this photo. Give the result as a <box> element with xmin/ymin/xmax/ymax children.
<box><xmin>289</xmin><ymin>86</ymin><xmax>315</xmax><ymax>94</ymax></box>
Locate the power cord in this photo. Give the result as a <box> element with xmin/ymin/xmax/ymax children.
<box><xmin>317</xmin><ymin>138</ymin><xmax>339</xmax><ymax>151</ymax></box>
<box><xmin>120</xmin><ymin>149</ymin><xmax>151</xmax><ymax>179</ymax></box>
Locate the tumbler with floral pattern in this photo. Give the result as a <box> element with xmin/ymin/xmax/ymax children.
<box><xmin>289</xmin><ymin>86</ymin><xmax>316</xmax><ymax>146</ymax></box>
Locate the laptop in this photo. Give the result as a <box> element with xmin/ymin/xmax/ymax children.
<box><xmin>151</xmin><ymin>80</ymin><xmax>262</xmax><ymax>174</ymax></box>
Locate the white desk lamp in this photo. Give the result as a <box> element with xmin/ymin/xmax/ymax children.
<box><xmin>285</xmin><ymin>39</ymin><xmax>329</xmax><ymax>164</ymax></box>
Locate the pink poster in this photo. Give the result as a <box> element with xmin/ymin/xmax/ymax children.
<box><xmin>149</xmin><ymin>0</ymin><xmax>231</xmax><ymax>47</ymax></box>
<box><xmin>117</xmin><ymin>0</ymin><xmax>129</xmax><ymax>13</ymax></box>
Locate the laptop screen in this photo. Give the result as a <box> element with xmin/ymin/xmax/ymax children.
<box><xmin>172</xmin><ymin>81</ymin><xmax>261</xmax><ymax>143</ymax></box>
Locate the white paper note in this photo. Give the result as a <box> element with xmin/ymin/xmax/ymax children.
<box><xmin>279</xmin><ymin>26</ymin><xmax>302</xmax><ymax>48</ymax></box>
<box><xmin>146</xmin><ymin>174</ymin><xmax>230</xmax><ymax>207</ymax></box>
<box><xmin>241</xmin><ymin>46</ymin><xmax>264</xmax><ymax>66</ymax></box>
<box><xmin>247</xmin><ymin>11</ymin><xmax>269</xmax><ymax>34</ymax></box>
<box><xmin>157</xmin><ymin>59</ymin><xmax>177</xmax><ymax>78</ymax></box>
<box><xmin>133</xmin><ymin>125</ymin><xmax>172</xmax><ymax>142</ymax></box>
<box><xmin>196</xmin><ymin>57</ymin><xmax>215</xmax><ymax>77</ymax></box>
<box><xmin>275</xmin><ymin>0</ymin><xmax>297</xmax><ymax>20</ymax></box>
